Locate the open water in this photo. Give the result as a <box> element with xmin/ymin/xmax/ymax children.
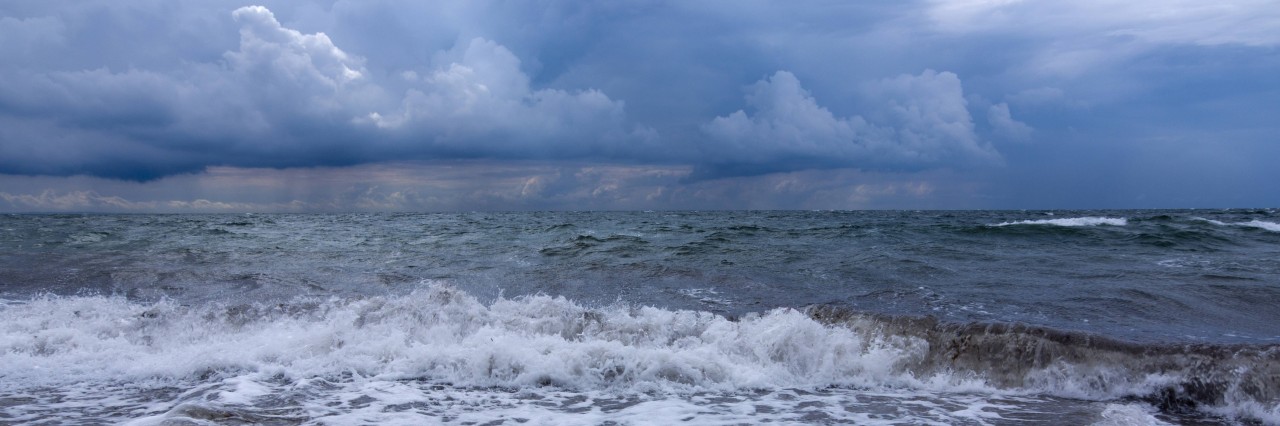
<box><xmin>1</xmin><ymin>210</ymin><xmax>1278</xmax><ymax>425</ymax></box>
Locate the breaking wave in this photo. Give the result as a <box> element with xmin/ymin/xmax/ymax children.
<box><xmin>2</xmin><ymin>284</ymin><xmax>1276</xmax><ymax>424</ymax></box>
<box><xmin>990</xmin><ymin>217</ymin><xmax>1129</xmax><ymax>227</ymax></box>
<box><xmin>1193</xmin><ymin>217</ymin><xmax>1280</xmax><ymax>232</ymax></box>
<box><xmin>807</xmin><ymin>306</ymin><xmax>1280</xmax><ymax>423</ymax></box>
<box><xmin>1238</xmin><ymin>220</ymin><xmax>1280</xmax><ymax>233</ymax></box>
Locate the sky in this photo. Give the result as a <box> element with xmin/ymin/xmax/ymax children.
<box><xmin>1</xmin><ymin>0</ymin><xmax>1278</xmax><ymax>212</ymax></box>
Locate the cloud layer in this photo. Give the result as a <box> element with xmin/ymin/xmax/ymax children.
<box><xmin>0</xmin><ymin>4</ymin><xmax>1023</xmax><ymax>182</ymax></box>
<box><xmin>0</xmin><ymin>0</ymin><xmax>1276</xmax><ymax>209</ymax></box>
<box><xmin>0</xmin><ymin>5</ymin><xmax>657</xmax><ymax>180</ymax></box>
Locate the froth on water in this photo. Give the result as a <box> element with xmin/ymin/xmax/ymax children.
<box><xmin>1</xmin><ymin>284</ymin><xmax>1275</xmax><ymax>424</ymax></box>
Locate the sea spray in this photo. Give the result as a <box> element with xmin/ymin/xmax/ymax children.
<box><xmin>4</xmin><ymin>285</ymin><xmax>1278</xmax><ymax>424</ymax></box>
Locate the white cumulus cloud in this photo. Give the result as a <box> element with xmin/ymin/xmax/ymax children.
<box><xmin>699</xmin><ymin>70</ymin><xmax>1002</xmax><ymax>177</ymax></box>
<box><xmin>228</xmin><ymin>6</ymin><xmax>365</xmax><ymax>89</ymax></box>
<box><xmin>987</xmin><ymin>103</ymin><xmax>1033</xmax><ymax>142</ymax></box>
<box><xmin>362</xmin><ymin>38</ymin><xmax>655</xmax><ymax>158</ymax></box>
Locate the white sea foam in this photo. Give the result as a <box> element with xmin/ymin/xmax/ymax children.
<box><xmin>990</xmin><ymin>217</ymin><xmax>1128</xmax><ymax>227</ymax></box>
<box><xmin>1193</xmin><ymin>217</ymin><xmax>1280</xmax><ymax>232</ymax></box>
<box><xmin>676</xmin><ymin>287</ymin><xmax>731</xmax><ymax>306</ymax></box>
<box><xmin>1092</xmin><ymin>403</ymin><xmax>1173</xmax><ymax>426</ymax></box>
<box><xmin>0</xmin><ymin>286</ymin><xmax>932</xmax><ymax>392</ymax></box>
<box><xmin>1240</xmin><ymin>220</ymin><xmax>1280</xmax><ymax>232</ymax></box>
<box><xmin>2</xmin><ymin>284</ymin><xmax>1273</xmax><ymax>424</ymax></box>
<box><xmin>1192</xmin><ymin>217</ymin><xmax>1228</xmax><ymax>226</ymax></box>
<box><xmin>1</xmin><ymin>286</ymin><xmax>1008</xmax><ymax>424</ymax></box>
<box><xmin>124</xmin><ymin>387</ymin><xmax>1061</xmax><ymax>426</ymax></box>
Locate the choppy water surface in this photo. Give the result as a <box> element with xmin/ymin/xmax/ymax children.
<box><xmin>1</xmin><ymin>210</ymin><xmax>1278</xmax><ymax>424</ymax></box>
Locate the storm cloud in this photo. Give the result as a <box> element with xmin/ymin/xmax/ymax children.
<box><xmin>0</xmin><ymin>3</ymin><xmax>1017</xmax><ymax>181</ymax></box>
<box><xmin>0</xmin><ymin>5</ymin><xmax>658</xmax><ymax>180</ymax></box>
<box><xmin>1</xmin><ymin>0</ymin><xmax>1277</xmax><ymax>210</ymax></box>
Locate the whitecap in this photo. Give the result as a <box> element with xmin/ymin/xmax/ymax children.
<box><xmin>1193</xmin><ymin>217</ymin><xmax>1280</xmax><ymax>232</ymax></box>
<box><xmin>1191</xmin><ymin>217</ymin><xmax>1228</xmax><ymax>226</ymax></box>
<box><xmin>990</xmin><ymin>217</ymin><xmax>1127</xmax><ymax>227</ymax></box>
<box><xmin>1239</xmin><ymin>220</ymin><xmax>1280</xmax><ymax>232</ymax></box>
<box><xmin>3</xmin><ymin>284</ymin><xmax>1273</xmax><ymax>425</ymax></box>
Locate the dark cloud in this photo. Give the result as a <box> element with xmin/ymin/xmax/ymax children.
<box><xmin>0</xmin><ymin>1</ymin><xmax>1277</xmax><ymax>209</ymax></box>
<box><xmin>0</xmin><ymin>5</ymin><xmax>657</xmax><ymax>180</ymax></box>
<box><xmin>0</xmin><ymin>3</ymin><xmax>1003</xmax><ymax>181</ymax></box>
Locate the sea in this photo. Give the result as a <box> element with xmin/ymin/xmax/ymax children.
<box><xmin>1</xmin><ymin>210</ymin><xmax>1278</xmax><ymax>425</ymax></box>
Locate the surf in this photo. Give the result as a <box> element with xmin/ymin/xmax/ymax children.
<box><xmin>3</xmin><ymin>284</ymin><xmax>1276</xmax><ymax>424</ymax></box>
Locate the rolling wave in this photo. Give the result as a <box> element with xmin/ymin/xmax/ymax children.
<box><xmin>1240</xmin><ymin>220</ymin><xmax>1280</xmax><ymax>233</ymax></box>
<box><xmin>1194</xmin><ymin>217</ymin><xmax>1280</xmax><ymax>232</ymax></box>
<box><xmin>2</xmin><ymin>284</ymin><xmax>1275</xmax><ymax>424</ymax></box>
<box><xmin>807</xmin><ymin>306</ymin><xmax>1280</xmax><ymax>422</ymax></box>
<box><xmin>989</xmin><ymin>217</ymin><xmax>1128</xmax><ymax>227</ymax></box>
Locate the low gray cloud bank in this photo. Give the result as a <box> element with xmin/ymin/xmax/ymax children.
<box><xmin>0</xmin><ymin>4</ymin><xmax>1020</xmax><ymax>182</ymax></box>
<box><xmin>0</xmin><ymin>6</ymin><xmax>658</xmax><ymax>180</ymax></box>
<box><xmin>1</xmin><ymin>0</ymin><xmax>1276</xmax><ymax>210</ymax></box>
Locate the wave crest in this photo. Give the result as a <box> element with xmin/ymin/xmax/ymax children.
<box><xmin>0</xmin><ymin>285</ymin><xmax>929</xmax><ymax>393</ymax></box>
<box><xmin>1193</xmin><ymin>217</ymin><xmax>1280</xmax><ymax>233</ymax></box>
<box><xmin>1240</xmin><ymin>220</ymin><xmax>1280</xmax><ymax>233</ymax></box>
<box><xmin>3</xmin><ymin>285</ymin><xmax>1276</xmax><ymax>423</ymax></box>
<box><xmin>807</xmin><ymin>305</ymin><xmax>1280</xmax><ymax>423</ymax></box>
<box><xmin>989</xmin><ymin>217</ymin><xmax>1128</xmax><ymax>227</ymax></box>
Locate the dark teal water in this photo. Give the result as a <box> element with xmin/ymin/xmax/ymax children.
<box><xmin>5</xmin><ymin>210</ymin><xmax>1279</xmax><ymax>343</ymax></box>
<box><xmin>2</xmin><ymin>210</ymin><xmax>1278</xmax><ymax>424</ymax></box>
